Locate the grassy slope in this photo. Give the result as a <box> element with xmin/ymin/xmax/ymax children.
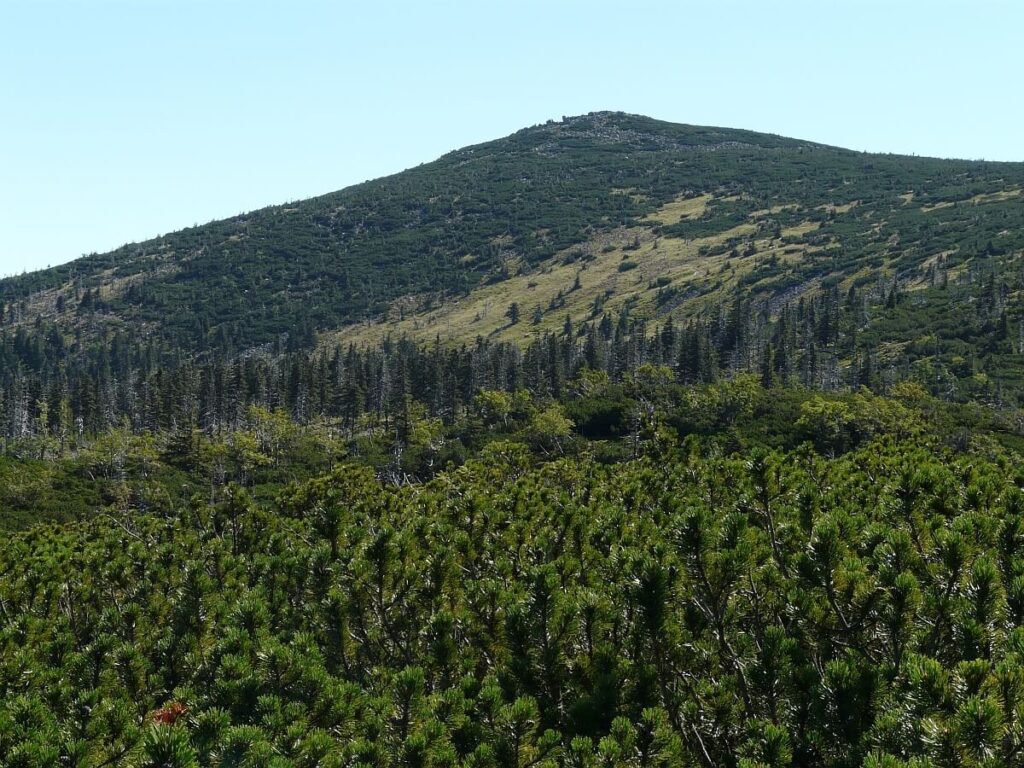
<box><xmin>327</xmin><ymin>184</ymin><xmax>1024</xmax><ymax>347</ymax></box>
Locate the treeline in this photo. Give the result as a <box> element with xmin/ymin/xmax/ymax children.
<box><xmin>1</xmin><ymin>260</ymin><xmax>1021</xmax><ymax>457</ymax></box>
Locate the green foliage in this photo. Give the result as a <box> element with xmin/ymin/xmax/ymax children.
<box><xmin>4</xmin><ymin>386</ymin><xmax>1024</xmax><ymax>764</ymax></box>
<box><xmin>141</xmin><ymin>726</ymin><xmax>199</xmax><ymax>768</ymax></box>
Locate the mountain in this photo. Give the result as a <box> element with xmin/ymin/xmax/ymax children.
<box><xmin>2</xmin><ymin>111</ymin><xmax>1024</xmax><ymax>438</ymax></box>
<box><xmin>4</xmin><ymin>112</ymin><xmax>1021</xmax><ymax>347</ymax></box>
<box><xmin>1</xmin><ymin>113</ymin><xmax>816</xmax><ymax>348</ymax></box>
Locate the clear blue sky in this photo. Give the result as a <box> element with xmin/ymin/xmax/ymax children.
<box><xmin>2</xmin><ymin>0</ymin><xmax>1021</xmax><ymax>276</ymax></box>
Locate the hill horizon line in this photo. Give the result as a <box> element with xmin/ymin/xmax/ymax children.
<box><xmin>7</xmin><ymin>111</ymin><xmax>1021</xmax><ymax>281</ymax></box>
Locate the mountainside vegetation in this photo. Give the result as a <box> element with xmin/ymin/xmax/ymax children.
<box><xmin>5</xmin><ymin>113</ymin><xmax>1024</xmax><ymax>766</ymax></box>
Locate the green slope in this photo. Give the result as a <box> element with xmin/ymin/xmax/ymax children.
<box><xmin>4</xmin><ymin>111</ymin><xmax>1023</xmax><ymax>355</ymax></box>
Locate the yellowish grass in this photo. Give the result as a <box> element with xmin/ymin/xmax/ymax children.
<box><xmin>815</xmin><ymin>201</ymin><xmax>859</xmax><ymax>215</ymax></box>
<box><xmin>781</xmin><ymin>221</ymin><xmax>820</xmax><ymax>238</ymax></box>
<box><xmin>969</xmin><ymin>187</ymin><xmax>1021</xmax><ymax>205</ymax></box>
<box><xmin>325</xmin><ymin>194</ymin><xmax>826</xmax><ymax>348</ymax></box>
<box><xmin>751</xmin><ymin>203</ymin><xmax>800</xmax><ymax>218</ymax></box>
<box><xmin>642</xmin><ymin>194</ymin><xmax>712</xmax><ymax>225</ymax></box>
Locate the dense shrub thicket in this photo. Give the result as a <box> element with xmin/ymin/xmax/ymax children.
<box><xmin>4</xmin><ymin>397</ymin><xmax>1024</xmax><ymax>766</ymax></box>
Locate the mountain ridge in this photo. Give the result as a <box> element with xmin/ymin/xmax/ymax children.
<box><xmin>0</xmin><ymin>110</ymin><xmax>945</xmax><ymax>306</ymax></box>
